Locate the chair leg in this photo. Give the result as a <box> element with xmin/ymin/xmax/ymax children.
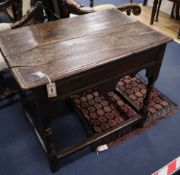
<box><xmin>171</xmin><ymin>2</ymin><xmax>175</xmax><ymax>18</ymax></box>
<box><xmin>150</xmin><ymin>0</ymin><xmax>159</xmax><ymax>25</ymax></box>
<box><xmin>143</xmin><ymin>0</ymin><xmax>148</xmax><ymax>6</ymax></box>
<box><xmin>90</xmin><ymin>0</ymin><xmax>94</xmax><ymax>7</ymax></box>
<box><xmin>178</xmin><ymin>28</ymin><xmax>180</xmax><ymax>39</ymax></box>
<box><xmin>155</xmin><ymin>0</ymin><xmax>162</xmax><ymax>21</ymax></box>
<box><xmin>175</xmin><ymin>4</ymin><xmax>179</xmax><ymax>20</ymax></box>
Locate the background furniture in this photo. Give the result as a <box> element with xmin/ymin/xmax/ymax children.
<box><xmin>0</xmin><ymin>0</ymin><xmax>25</xmax><ymax>22</ymax></box>
<box><xmin>155</xmin><ymin>0</ymin><xmax>180</xmax><ymax>22</ymax></box>
<box><xmin>0</xmin><ymin>0</ymin><xmax>44</xmax><ymax>107</ymax></box>
<box><xmin>143</xmin><ymin>0</ymin><xmax>178</xmax><ymax>23</ymax></box>
<box><xmin>0</xmin><ymin>0</ymin><xmax>44</xmax><ymax>76</ymax></box>
<box><xmin>0</xmin><ymin>0</ymin><xmax>44</xmax><ymax>32</ymax></box>
<box><xmin>143</xmin><ymin>0</ymin><xmax>180</xmax><ymax>39</ymax></box>
<box><xmin>45</xmin><ymin>0</ymin><xmax>141</xmax><ymax>20</ymax></box>
<box><xmin>42</xmin><ymin>0</ymin><xmax>93</xmax><ymax>20</ymax></box>
<box><xmin>169</xmin><ymin>0</ymin><xmax>180</xmax><ymax>19</ymax></box>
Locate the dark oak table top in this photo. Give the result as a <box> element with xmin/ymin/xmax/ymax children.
<box><xmin>0</xmin><ymin>9</ymin><xmax>171</xmax><ymax>90</ymax></box>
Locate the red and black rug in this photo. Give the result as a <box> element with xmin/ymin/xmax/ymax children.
<box><xmin>71</xmin><ymin>76</ymin><xmax>178</xmax><ymax>148</ymax></box>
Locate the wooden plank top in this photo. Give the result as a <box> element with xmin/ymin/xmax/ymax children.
<box><xmin>0</xmin><ymin>9</ymin><xmax>171</xmax><ymax>90</ymax></box>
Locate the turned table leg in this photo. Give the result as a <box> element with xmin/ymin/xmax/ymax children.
<box><xmin>19</xmin><ymin>88</ymin><xmax>58</xmax><ymax>172</ymax></box>
<box><xmin>34</xmin><ymin>87</ymin><xmax>58</xmax><ymax>172</ymax></box>
<box><xmin>140</xmin><ymin>44</ymin><xmax>167</xmax><ymax>124</ymax></box>
<box><xmin>140</xmin><ymin>76</ymin><xmax>154</xmax><ymax>122</ymax></box>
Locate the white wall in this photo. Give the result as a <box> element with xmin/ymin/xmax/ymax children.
<box><xmin>147</xmin><ymin>0</ymin><xmax>173</xmax><ymax>15</ymax></box>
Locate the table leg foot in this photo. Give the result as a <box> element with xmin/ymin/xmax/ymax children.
<box><xmin>48</xmin><ymin>153</ymin><xmax>58</xmax><ymax>172</ymax></box>
<box><xmin>44</xmin><ymin>128</ymin><xmax>59</xmax><ymax>172</ymax></box>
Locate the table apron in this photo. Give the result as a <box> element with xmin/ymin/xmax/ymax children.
<box><xmin>53</xmin><ymin>46</ymin><xmax>162</xmax><ymax>100</ymax></box>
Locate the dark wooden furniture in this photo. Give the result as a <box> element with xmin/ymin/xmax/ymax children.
<box><xmin>0</xmin><ymin>0</ymin><xmax>44</xmax><ymax>27</ymax></box>
<box><xmin>155</xmin><ymin>0</ymin><xmax>180</xmax><ymax>22</ymax></box>
<box><xmin>151</xmin><ymin>0</ymin><xmax>180</xmax><ymax>24</ymax></box>
<box><xmin>154</xmin><ymin>0</ymin><xmax>180</xmax><ymax>39</ymax></box>
<box><xmin>43</xmin><ymin>0</ymin><xmax>141</xmax><ymax>20</ymax></box>
<box><xmin>90</xmin><ymin>0</ymin><xmax>94</xmax><ymax>7</ymax></box>
<box><xmin>43</xmin><ymin>0</ymin><xmax>93</xmax><ymax>20</ymax></box>
<box><xmin>0</xmin><ymin>0</ymin><xmax>25</xmax><ymax>22</ymax></box>
<box><xmin>0</xmin><ymin>0</ymin><xmax>141</xmax><ymax>110</ymax></box>
<box><xmin>143</xmin><ymin>0</ymin><xmax>180</xmax><ymax>24</ymax></box>
<box><xmin>0</xmin><ymin>9</ymin><xmax>171</xmax><ymax>172</ymax></box>
<box><xmin>143</xmin><ymin>0</ymin><xmax>180</xmax><ymax>39</ymax></box>
<box><xmin>146</xmin><ymin>0</ymin><xmax>163</xmax><ymax>25</ymax></box>
<box><xmin>170</xmin><ymin>0</ymin><xmax>180</xmax><ymax>19</ymax></box>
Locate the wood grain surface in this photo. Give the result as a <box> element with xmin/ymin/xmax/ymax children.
<box><xmin>0</xmin><ymin>9</ymin><xmax>171</xmax><ymax>90</ymax></box>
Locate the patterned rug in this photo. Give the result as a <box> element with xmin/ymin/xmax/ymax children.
<box><xmin>71</xmin><ymin>76</ymin><xmax>178</xmax><ymax>148</ymax></box>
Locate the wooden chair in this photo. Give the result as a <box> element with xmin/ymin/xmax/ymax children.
<box><xmin>169</xmin><ymin>0</ymin><xmax>180</xmax><ymax>19</ymax></box>
<box><xmin>150</xmin><ymin>0</ymin><xmax>180</xmax><ymax>39</ymax></box>
<box><xmin>0</xmin><ymin>0</ymin><xmax>44</xmax><ymax>105</ymax></box>
<box><xmin>43</xmin><ymin>0</ymin><xmax>141</xmax><ymax>20</ymax></box>
<box><xmin>0</xmin><ymin>0</ymin><xmax>44</xmax><ymax>64</ymax></box>
<box><xmin>155</xmin><ymin>0</ymin><xmax>180</xmax><ymax>22</ymax></box>
<box><xmin>0</xmin><ymin>0</ymin><xmax>44</xmax><ymax>32</ymax></box>
<box><xmin>150</xmin><ymin>0</ymin><xmax>179</xmax><ymax>25</ymax></box>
